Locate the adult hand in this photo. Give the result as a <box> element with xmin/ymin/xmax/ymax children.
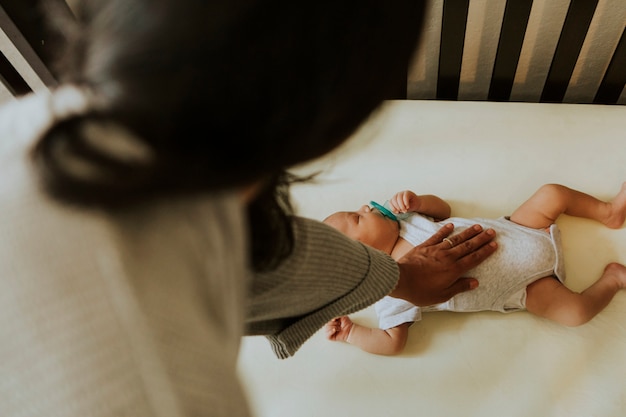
<box><xmin>389</xmin><ymin>223</ymin><xmax>497</xmax><ymax>306</ymax></box>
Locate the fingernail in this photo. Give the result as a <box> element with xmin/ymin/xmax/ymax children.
<box><xmin>470</xmin><ymin>280</ymin><xmax>479</xmax><ymax>289</ymax></box>
<box><xmin>473</xmin><ymin>224</ymin><xmax>483</xmax><ymax>231</ymax></box>
<box><xmin>486</xmin><ymin>228</ymin><xmax>495</xmax><ymax>236</ymax></box>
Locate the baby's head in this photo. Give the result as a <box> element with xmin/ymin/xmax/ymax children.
<box><xmin>324</xmin><ymin>204</ymin><xmax>400</xmax><ymax>254</ymax></box>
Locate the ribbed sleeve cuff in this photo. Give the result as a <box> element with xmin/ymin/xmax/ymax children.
<box><xmin>266</xmin><ymin>244</ymin><xmax>399</xmax><ymax>359</ymax></box>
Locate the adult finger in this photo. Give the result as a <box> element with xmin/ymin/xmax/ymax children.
<box><xmin>440</xmin><ymin>277</ymin><xmax>479</xmax><ymax>300</ymax></box>
<box><xmin>418</xmin><ymin>223</ymin><xmax>457</xmax><ymax>247</ymax></box>
<box><xmin>441</xmin><ymin>224</ymin><xmax>486</xmax><ymax>246</ymax></box>
<box><xmin>446</xmin><ymin>226</ymin><xmax>496</xmax><ymax>258</ymax></box>
<box><xmin>454</xmin><ymin>240</ymin><xmax>498</xmax><ymax>271</ymax></box>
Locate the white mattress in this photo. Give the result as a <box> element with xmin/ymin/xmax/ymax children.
<box><xmin>238</xmin><ymin>100</ymin><xmax>626</xmax><ymax>417</ymax></box>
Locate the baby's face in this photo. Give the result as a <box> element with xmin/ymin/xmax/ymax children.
<box><xmin>324</xmin><ymin>204</ymin><xmax>399</xmax><ymax>252</ymax></box>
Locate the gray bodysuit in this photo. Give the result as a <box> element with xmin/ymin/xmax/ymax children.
<box><xmin>376</xmin><ymin>214</ymin><xmax>565</xmax><ymax>330</ymax></box>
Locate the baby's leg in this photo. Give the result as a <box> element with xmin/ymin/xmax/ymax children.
<box><xmin>510</xmin><ymin>182</ymin><xmax>626</xmax><ymax>229</ymax></box>
<box><xmin>525</xmin><ymin>263</ymin><xmax>626</xmax><ymax>326</ymax></box>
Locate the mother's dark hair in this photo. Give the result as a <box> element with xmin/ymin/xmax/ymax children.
<box><xmin>35</xmin><ymin>0</ymin><xmax>425</xmax><ymax>205</ymax></box>
<box><xmin>36</xmin><ymin>0</ymin><xmax>425</xmax><ymax>271</ymax></box>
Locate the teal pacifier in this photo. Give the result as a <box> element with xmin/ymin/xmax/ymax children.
<box><xmin>370</xmin><ymin>201</ymin><xmax>398</xmax><ymax>221</ymax></box>
<box><xmin>370</xmin><ymin>200</ymin><xmax>411</xmax><ymax>221</ymax></box>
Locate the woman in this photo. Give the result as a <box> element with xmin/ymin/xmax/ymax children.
<box><xmin>0</xmin><ymin>0</ymin><xmax>495</xmax><ymax>415</ymax></box>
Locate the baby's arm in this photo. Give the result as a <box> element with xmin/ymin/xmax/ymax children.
<box><xmin>389</xmin><ymin>190</ymin><xmax>451</xmax><ymax>221</ymax></box>
<box><xmin>324</xmin><ymin>316</ymin><xmax>410</xmax><ymax>356</ymax></box>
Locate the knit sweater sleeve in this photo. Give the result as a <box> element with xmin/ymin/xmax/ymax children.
<box><xmin>245</xmin><ymin>216</ymin><xmax>399</xmax><ymax>359</ymax></box>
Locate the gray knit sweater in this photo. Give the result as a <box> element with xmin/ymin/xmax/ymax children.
<box><xmin>247</xmin><ymin>217</ymin><xmax>400</xmax><ymax>359</ymax></box>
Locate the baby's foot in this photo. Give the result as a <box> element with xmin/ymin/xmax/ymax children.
<box><xmin>602</xmin><ymin>262</ymin><xmax>626</xmax><ymax>289</ymax></box>
<box><xmin>604</xmin><ymin>182</ymin><xmax>626</xmax><ymax>228</ymax></box>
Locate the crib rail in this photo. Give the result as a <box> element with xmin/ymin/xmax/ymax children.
<box><xmin>1</xmin><ymin>1</ymin><xmax>624</xmax><ymax>105</ymax></box>
<box><xmin>408</xmin><ymin>0</ymin><xmax>626</xmax><ymax>104</ymax></box>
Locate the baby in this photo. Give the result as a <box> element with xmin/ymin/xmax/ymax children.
<box><xmin>323</xmin><ymin>183</ymin><xmax>626</xmax><ymax>355</ymax></box>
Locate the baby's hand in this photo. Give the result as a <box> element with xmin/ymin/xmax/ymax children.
<box><xmin>324</xmin><ymin>316</ymin><xmax>354</xmax><ymax>342</ymax></box>
<box><xmin>389</xmin><ymin>190</ymin><xmax>420</xmax><ymax>214</ymax></box>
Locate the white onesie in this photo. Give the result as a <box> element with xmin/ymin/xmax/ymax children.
<box><xmin>376</xmin><ymin>214</ymin><xmax>565</xmax><ymax>330</ymax></box>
